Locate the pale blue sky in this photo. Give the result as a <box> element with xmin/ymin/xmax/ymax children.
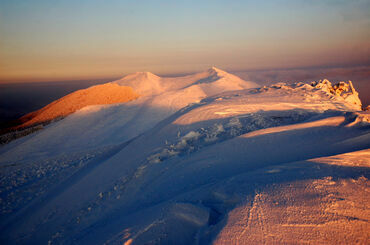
<box><xmin>0</xmin><ymin>0</ymin><xmax>369</xmax><ymax>81</ymax></box>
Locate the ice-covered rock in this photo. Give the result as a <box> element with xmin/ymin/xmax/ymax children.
<box><xmin>311</xmin><ymin>80</ymin><xmax>362</xmax><ymax>110</ymax></box>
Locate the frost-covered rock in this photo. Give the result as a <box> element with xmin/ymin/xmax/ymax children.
<box><xmin>311</xmin><ymin>80</ymin><xmax>362</xmax><ymax>110</ymax></box>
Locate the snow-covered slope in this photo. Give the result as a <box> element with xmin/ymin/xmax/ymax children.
<box><xmin>114</xmin><ymin>67</ymin><xmax>258</xmax><ymax>97</ymax></box>
<box><xmin>12</xmin><ymin>83</ymin><xmax>139</xmax><ymax>130</ymax></box>
<box><xmin>0</xmin><ymin>67</ymin><xmax>258</xmax><ymax>162</ymax></box>
<box><xmin>0</xmin><ymin>68</ymin><xmax>369</xmax><ymax>245</ymax></box>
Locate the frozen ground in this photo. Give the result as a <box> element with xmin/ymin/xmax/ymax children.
<box><xmin>0</xmin><ymin>68</ymin><xmax>369</xmax><ymax>244</ymax></box>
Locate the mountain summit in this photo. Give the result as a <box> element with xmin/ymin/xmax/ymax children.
<box><xmin>114</xmin><ymin>67</ymin><xmax>258</xmax><ymax>97</ymax></box>
<box><xmin>207</xmin><ymin>66</ymin><xmax>230</xmax><ymax>76</ymax></box>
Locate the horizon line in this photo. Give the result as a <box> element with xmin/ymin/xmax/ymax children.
<box><xmin>1</xmin><ymin>63</ymin><xmax>369</xmax><ymax>85</ymax></box>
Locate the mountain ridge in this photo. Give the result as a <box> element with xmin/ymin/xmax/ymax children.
<box><xmin>0</xmin><ymin>68</ymin><xmax>369</xmax><ymax>245</ymax></box>
<box><xmin>1</xmin><ymin>67</ymin><xmax>257</xmax><ymax>142</ymax></box>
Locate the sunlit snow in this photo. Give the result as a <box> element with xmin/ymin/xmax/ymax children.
<box><xmin>0</xmin><ymin>68</ymin><xmax>369</xmax><ymax>245</ymax></box>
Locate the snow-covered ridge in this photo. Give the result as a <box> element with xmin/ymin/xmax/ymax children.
<box><xmin>114</xmin><ymin>71</ymin><xmax>162</xmax><ymax>96</ymax></box>
<box><xmin>252</xmin><ymin>79</ymin><xmax>362</xmax><ymax>110</ymax></box>
<box><xmin>0</xmin><ymin>67</ymin><xmax>259</xmax><ymax>161</ymax></box>
<box><xmin>0</xmin><ymin>83</ymin><xmax>139</xmax><ymax>144</ymax></box>
<box><xmin>0</xmin><ymin>69</ymin><xmax>369</xmax><ymax>245</ymax></box>
<box><xmin>0</xmin><ymin>77</ymin><xmax>365</xmax><ymax>164</ymax></box>
<box><xmin>114</xmin><ymin>67</ymin><xmax>259</xmax><ymax>97</ymax></box>
<box><xmin>1</xmin><ymin>67</ymin><xmax>256</xmax><ymax>145</ymax></box>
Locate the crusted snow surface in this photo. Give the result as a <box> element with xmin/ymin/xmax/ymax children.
<box><xmin>0</xmin><ymin>74</ymin><xmax>369</xmax><ymax>245</ymax></box>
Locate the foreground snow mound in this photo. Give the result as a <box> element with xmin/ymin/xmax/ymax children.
<box><xmin>0</xmin><ymin>75</ymin><xmax>369</xmax><ymax>245</ymax></box>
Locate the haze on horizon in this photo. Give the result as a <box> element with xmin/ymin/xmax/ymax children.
<box><xmin>0</xmin><ymin>0</ymin><xmax>370</xmax><ymax>82</ymax></box>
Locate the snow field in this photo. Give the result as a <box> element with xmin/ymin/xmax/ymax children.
<box><xmin>0</xmin><ymin>68</ymin><xmax>369</xmax><ymax>244</ymax></box>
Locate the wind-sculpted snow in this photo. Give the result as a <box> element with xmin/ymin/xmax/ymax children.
<box><xmin>0</xmin><ymin>69</ymin><xmax>369</xmax><ymax>245</ymax></box>
<box><xmin>0</xmin><ymin>145</ymin><xmax>118</xmax><ymax>218</ymax></box>
<box><xmin>147</xmin><ymin>109</ymin><xmax>318</xmax><ymax>164</ymax></box>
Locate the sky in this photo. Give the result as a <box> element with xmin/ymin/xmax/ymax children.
<box><xmin>0</xmin><ymin>0</ymin><xmax>369</xmax><ymax>82</ymax></box>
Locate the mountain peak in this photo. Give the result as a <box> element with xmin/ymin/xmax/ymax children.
<box><xmin>209</xmin><ymin>66</ymin><xmax>223</xmax><ymax>72</ymax></box>
<box><xmin>207</xmin><ymin>66</ymin><xmax>228</xmax><ymax>76</ymax></box>
<box><xmin>123</xmin><ymin>71</ymin><xmax>160</xmax><ymax>80</ymax></box>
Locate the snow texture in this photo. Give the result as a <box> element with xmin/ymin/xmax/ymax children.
<box><xmin>0</xmin><ymin>68</ymin><xmax>369</xmax><ymax>245</ymax></box>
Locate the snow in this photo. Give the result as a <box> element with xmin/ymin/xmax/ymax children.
<box><xmin>0</xmin><ymin>68</ymin><xmax>369</xmax><ymax>244</ymax></box>
<box><xmin>0</xmin><ymin>67</ymin><xmax>258</xmax><ymax>164</ymax></box>
<box><xmin>14</xmin><ymin>83</ymin><xmax>139</xmax><ymax>129</ymax></box>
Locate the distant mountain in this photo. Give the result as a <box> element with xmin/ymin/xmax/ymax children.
<box><xmin>0</xmin><ymin>68</ymin><xmax>369</xmax><ymax>245</ymax></box>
